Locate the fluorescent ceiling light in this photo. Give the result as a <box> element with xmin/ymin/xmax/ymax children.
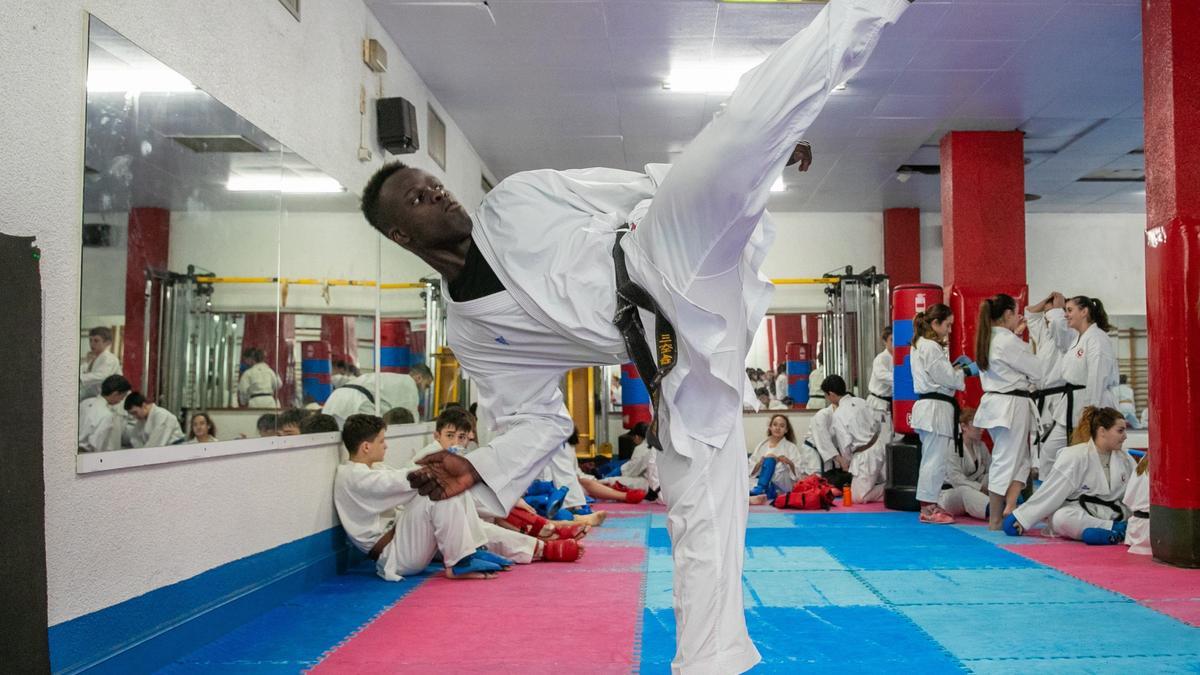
<box><xmin>226</xmin><ymin>175</ymin><xmax>345</xmax><ymax>193</ymax></box>
<box><xmin>770</xmin><ymin>177</ymin><xmax>786</xmax><ymax>193</ymax></box>
<box><xmin>87</xmin><ymin>65</ymin><xmax>196</xmax><ymax>93</ymax></box>
<box><xmin>664</xmin><ymin>61</ymin><xmax>762</xmax><ymax>94</ymax></box>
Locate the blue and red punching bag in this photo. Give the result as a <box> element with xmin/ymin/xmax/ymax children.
<box><xmin>621</xmin><ymin>362</ymin><xmax>652</xmax><ymax>430</ymax></box>
<box><xmin>785</xmin><ymin>342</ymin><xmax>811</xmax><ymax>408</ymax></box>
<box><xmin>380</xmin><ymin>319</ymin><xmax>411</xmax><ymax>374</ymax></box>
<box><xmin>892</xmin><ymin>284</ymin><xmax>943</xmax><ymax>435</ymax></box>
<box><xmin>301</xmin><ymin>341</ymin><xmax>333</xmax><ymax>405</ymax></box>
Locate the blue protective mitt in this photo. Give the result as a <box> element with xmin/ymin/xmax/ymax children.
<box><xmin>448</xmin><ymin>553</ymin><xmax>503</xmax><ymax>577</ymax></box>
<box><xmin>1081</xmin><ymin>527</ymin><xmax>1124</xmax><ymax>546</ymax></box>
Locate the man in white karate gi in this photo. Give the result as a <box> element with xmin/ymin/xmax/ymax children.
<box><xmin>360</xmin><ymin>2</ymin><xmax>910</xmax><ymax>671</ymax></box>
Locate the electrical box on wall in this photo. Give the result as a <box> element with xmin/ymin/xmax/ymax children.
<box><xmin>363</xmin><ymin>39</ymin><xmax>387</xmax><ymax>73</ymax></box>
<box><xmin>377</xmin><ymin>97</ymin><xmax>419</xmax><ymax>155</ymax></box>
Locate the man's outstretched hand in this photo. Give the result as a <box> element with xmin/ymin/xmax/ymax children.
<box><xmin>786</xmin><ymin>141</ymin><xmax>813</xmax><ymax>173</ymax></box>
<box><xmin>407</xmin><ymin>450</ymin><xmax>482</xmax><ymax>500</ymax></box>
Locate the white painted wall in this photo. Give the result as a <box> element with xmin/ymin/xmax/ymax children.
<box><xmin>918</xmin><ymin>212</ymin><xmax>1147</xmax><ymax>316</ymax></box>
<box><xmin>2</xmin><ymin>0</ymin><xmax>488</xmax><ymax>626</ymax></box>
<box><xmin>762</xmin><ymin>211</ymin><xmax>884</xmax><ymax>311</ymax></box>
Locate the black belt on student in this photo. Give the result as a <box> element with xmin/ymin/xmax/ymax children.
<box><xmin>250</xmin><ymin>393</ymin><xmax>275</xmax><ymax>399</ymax></box>
<box><xmin>343</xmin><ymin>384</ymin><xmax>376</xmax><ymax>405</ymax></box>
<box><xmin>918</xmin><ymin>392</ymin><xmax>963</xmax><ymax>456</ymax></box>
<box><xmin>869</xmin><ymin>392</ymin><xmax>893</xmax><ymax>404</ymax></box>
<box><xmin>1037</xmin><ymin>383</ymin><xmax>1086</xmax><ymax>442</ymax></box>
<box><xmin>1067</xmin><ymin>494</ymin><xmax>1126</xmax><ymax>521</ymax></box>
<box><xmin>1133</xmin><ymin>510</ymin><xmax>1149</xmax><ymax>519</ymax></box>
<box><xmin>612</xmin><ymin>230</ymin><xmax>677</xmax><ymax>451</ymax></box>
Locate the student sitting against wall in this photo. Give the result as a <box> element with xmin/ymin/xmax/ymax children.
<box><xmin>1004</xmin><ymin>407</ymin><xmax>1135</xmax><ymax>545</ymax></box>
<box><xmin>334</xmin><ymin>414</ymin><xmax>511</xmax><ymax>581</ymax></box>
<box><xmin>124</xmin><ymin>392</ymin><xmax>186</xmax><ymax>447</ymax></box>
<box><xmin>186</xmin><ymin>412</ymin><xmax>219</xmax><ymax>444</ymax></box>
<box><xmin>748</xmin><ymin>414</ymin><xmax>818</xmax><ymax>505</ymax></box>
<box><xmin>256</xmin><ymin>413</ymin><xmax>278</xmax><ymax>437</ymax></box>
<box><xmin>300</xmin><ymin>413</ymin><xmax>339</xmax><ymax>435</ymax></box>
<box><xmin>1123</xmin><ymin>452</ymin><xmax>1151</xmax><ymax>555</ymax></box>
<box><xmin>78</xmin><ymin>374</ymin><xmax>131</xmax><ymax>452</ymax></box>
<box><xmin>277</xmin><ymin>408</ymin><xmax>311</xmax><ymax>436</ymax></box>
<box><xmin>936</xmin><ymin>407</ymin><xmax>991</xmax><ymax>521</ymax></box>
<box><xmin>598</xmin><ymin>423</ymin><xmax>661</xmax><ymax>503</ymax></box>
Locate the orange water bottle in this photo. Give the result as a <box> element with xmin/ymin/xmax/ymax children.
<box><xmin>843</xmin><ymin>484</ymin><xmax>853</xmax><ymax>507</ymax></box>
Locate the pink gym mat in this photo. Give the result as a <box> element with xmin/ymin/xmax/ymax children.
<box><xmin>1007</xmin><ymin>541</ymin><xmax>1200</xmax><ymax>626</ymax></box>
<box><xmin>310</xmin><ymin>544</ymin><xmax>647</xmax><ymax>674</ymax></box>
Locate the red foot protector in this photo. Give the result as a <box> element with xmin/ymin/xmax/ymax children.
<box><xmin>624</xmin><ymin>489</ymin><xmax>647</xmax><ymax>504</ymax></box>
<box><xmin>504</xmin><ymin>508</ymin><xmax>549</xmax><ymax>537</ymax></box>
<box><xmin>541</xmin><ymin>538</ymin><xmax>582</xmax><ymax>562</ymax></box>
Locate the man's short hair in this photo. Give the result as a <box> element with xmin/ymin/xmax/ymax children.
<box><xmin>361</xmin><ymin>161</ymin><xmax>410</xmax><ymax>234</ymax></box>
<box><xmin>820</xmin><ymin>374</ymin><xmax>848</xmax><ymax>397</ymax></box>
<box><xmin>300</xmin><ymin>413</ymin><xmax>339</xmax><ymax>434</ymax></box>
<box><xmin>343</xmin><ymin>414</ymin><xmax>387</xmax><ymax>454</ymax></box>
<box><xmin>123</xmin><ymin>391</ymin><xmax>147</xmax><ymax>411</ymax></box>
<box><xmin>410</xmin><ymin>363</ymin><xmax>433</xmax><ymax>381</ymax></box>
<box><xmin>278</xmin><ymin>408</ymin><xmax>308</xmax><ymax>429</ymax></box>
<box><xmin>100</xmin><ymin>374</ymin><xmax>131</xmax><ymax>396</ymax></box>
<box><xmin>436</xmin><ymin>407</ymin><xmax>474</xmax><ymax>433</ymax></box>
<box><xmin>88</xmin><ymin>326</ymin><xmax>113</xmax><ymax>342</ymax></box>
<box><xmin>382</xmin><ymin>407</ymin><xmax>415</xmax><ymax>425</ymax></box>
<box><xmin>881</xmin><ymin>325</ymin><xmax>893</xmax><ymax>342</ymax></box>
<box><xmin>256</xmin><ymin>413</ymin><xmax>278</xmax><ymax>434</ymax></box>
<box><xmin>630</xmin><ymin>421</ymin><xmax>649</xmax><ymax>440</ymax></box>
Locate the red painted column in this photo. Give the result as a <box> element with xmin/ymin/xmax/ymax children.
<box><xmin>123</xmin><ymin>207</ymin><xmax>170</xmax><ymax>396</ymax></box>
<box><xmin>883</xmin><ymin>207</ymin><xmax>921</xmax><ymax>287</ymax></box>
<box><xmin>939</xmin><ymin>131</ymin><xmax>1028</xmax><ymax>407</ymax></box>
<box><xmin>1142</xmin><ymin>0</ymin><xmax>1200</xmax><ymax>566</ymax></box>
<box><xmin>321</xmin><ymin>315</ymin><xmax>358</xmax><ymax>366</ymax></box>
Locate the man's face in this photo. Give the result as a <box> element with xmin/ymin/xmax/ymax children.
<box><xmin>279</xmin><ymin>423</ymin><xmax>301</xmax><ymax>436</ymax></box>
<box><xmin>379</xmin><ymin>168</ymin><xmax>472</xmax><ymax>254</ymax></box>
<box><xmin>89</xmin><ymin>335</ymin><xmax>109</xmax><ymax>354</ymax></box>
<box><xmin>434</xmin><ymin>424</ymin><xmax>468</xmax><ymax>450</ymax></box>
<box><xmin>130</xmin><ymin>403</ymin><xmax>151</xmax><ymax>421</ymax></box>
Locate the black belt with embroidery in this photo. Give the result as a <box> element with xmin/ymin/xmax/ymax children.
<box><xmin>612</xmin><ymin>230</ymin><xmax>677</xmax><ymax>451</ymax></box>
<box><xmin>918</xmin><ymin>392</ymin><xmax>963</xmax><ymax>456</ymax></box>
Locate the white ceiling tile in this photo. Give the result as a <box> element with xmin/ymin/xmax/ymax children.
<box><xmin>714</xmin><ymin>4</ymin><xmax>822</xmax><ymax>40</ymax></box>
<box><xmin>906</xmin><ymin>40</ymin><xmax>1024</xmax><ymax>71</ymax></box>
<box><xmin>874</xmin><ymin>95</ymin><xmax>966</xmax><ymax>118</ymax></box>
<box><xmin>887</xmin><ymin>70</ymin><xmax>995</xmax><ymax>99</ymax></box>
<box><xmin>603</xmin><ymin>0</ymin><xmax>717</xmax><ymax>39</ymax></box>
<box><xmin>934</xmin><ymin>2</ymin><xmax>1061</xmax><ymax>41</ymax></box>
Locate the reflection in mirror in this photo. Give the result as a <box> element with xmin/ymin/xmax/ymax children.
<box><xmin>78</xmin><ymin>16</ymin><xmax>368</xmax><ymax>456</ymax></box>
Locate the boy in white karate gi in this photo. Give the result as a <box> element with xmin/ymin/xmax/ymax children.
<box><xmin>824</xmin><ymin>375</ymin><xmax>888</xmax><ymax>504</ymax></box>
<box><xmin>124</xmin><ymin>392</ymin><xmax>186</xmax><ymax>447</ymax></box>
<box><xmin>361</xmin><ymin>2</ymin><xmax>911</xmax><ymax>670</ymax></box>
<box><xmin>78</xmin><ymin>374</ymin><xmax>131</xmax><ymax>452</ymax></box>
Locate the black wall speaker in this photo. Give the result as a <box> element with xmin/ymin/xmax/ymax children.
<box><xmin>376</xmin><ymin>97</ymin><xmax>419</xmax><ymax>155</ymax></box>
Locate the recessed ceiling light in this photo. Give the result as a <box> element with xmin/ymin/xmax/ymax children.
<box><xmin>664</xmin><ymin>61</ymin><xmax>762</xmax><ymax>94</ymax></box>
<box><xmin>226</xmin><ymin>175</ymin><xmax>345</xmax><ymax>193</ymax></box>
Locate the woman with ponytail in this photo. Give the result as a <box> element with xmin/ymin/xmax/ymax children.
<box><xmin>972</xmin><ymin>294</ymin><xmax>1043</xmax><ymax>529</ymax></box>
<box><xmin>1004</xmin><ymin>406</ymin><xmax>1135</xmax><ymax>545</ymax></box>
<box><xmin>910</xmin><ymin>304</ymin><xmax>969</xmax><ymax>524</ymax></box>
<box><xmin>1039</xmin><ymin>296</ymin><xmax>1120</xmax><ymax>478</ymax></box>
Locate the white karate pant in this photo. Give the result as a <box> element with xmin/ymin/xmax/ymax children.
<box><xmin>657</xmin><ymin>404</ymin><xmax>758</xmax><ymax>675</ymax></box>
<box><xmin>1040</xmin><ymin>423</ymin><xmax>1070</xmax><ymax>478</ymax></box>
<box><xmin>382</xmin><ymin>492</ymin><xmax>486</xmax><ymax>578</ymax></box>
<box><xmin>985</xmin><ymin>408</ymin><xmax>1032</xmax><ymax>495</ymax></box>
<box><xmin>546</xmin><ymin>441</ymin><xmax>588</xmax><ymax>509</ymax></box>
<box><xmin>915</xmin><ymin>430</ymin><xmax>954</xmax><ymax>504</ymax></box>
<box><xmin>850</xmin><ymin>441</ymin><xmax>887</xmax><ymax>503</ymax></box>
<box><xmin>1126</xmin><ymin>515</ymin><xmax>1151</xmax><ymax>555</ymax></box>
<box><xmin>1049</xmin><ymin>503</ymin><xmax>1121</xmax><ymax>541</ymax></box>
<box><xmin>480</xmin><ymin>521</ymin><xmax>538</xmax><ymax>564</ymax></box>
<box><xmin>938</xmin><ymin>485</ymin><xmax>989</xmax><ymax>520</ymax></box>
<box><xmin>617</xmin><ymin>1</ymin><xmax>909</xmax><ymax>672</ymax></box>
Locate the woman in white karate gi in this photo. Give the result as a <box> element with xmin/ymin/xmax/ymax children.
<box><xmin>1039</xmin><ymin>296</ymin><xmax>1119</xmax><ymax>478</ymax></box>
<box><xmin>973</xmin><ymin>294</ymin><xmax>1042</xmax><ymax>528</ymax></box>
<box><xmin>747</xmin><ymin>414</ymin><xmax>817</xmax><ymax>504</ymax></box>
<box><xmin>866</xmin><ymin>326</ymin><xmax>895</xmax><ymax>437</ymax></box>
<box><xmin>1023</xmin><ymin>292</ymin><xmax>1075</xmax><ymax>478</ymax></box>
<box><xmin>910</xmin><ymin>304</ymin><xmax>969</xmax><ymax>525</ymax></box>
<box><xmin>366</xmin><ymin>3</ymin><xmax>912</xmax><ymax>671</ymax></box>
<box><xmin>937</xmin><ymin>407</ymin><xmax>991</xmax><ymax>521</ymax></box>
<box><xmin>1005</xmin><ymin>407</ymin><xmax>1135</xmax><ymax>545</ymax></box>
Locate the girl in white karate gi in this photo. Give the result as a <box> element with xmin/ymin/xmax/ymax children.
<box><xmin>866</xmin><ymin>326</ymin><xmax>895</xmax><ymax>437</ymax></box>
<box><xmin>748</xmin><ymin>414</ymin><xmax>817</xmax><ymax>504</ymax></box>
<box><xmin>1123</xmin><ymin>453</ymin><xmax>1151</xmax><ymax>555</ymax></box>
<box><xmin>973</xmin><ymin>294</ymin><xmax>1043</xmax><ymax>528</ymax></box>
<box><xmin>937</xmin><ymin>407</ymin><xmax>991</xmax><ymax>521</ymax></box>
<box><xmin>910</xmin><ymin>304</ymin><xmax>969</xmax><ymax>525</ymax></box>
<box><xmin>1005</xmin><ymin>407</ymin><xmax>1135</xmax><ymax>545</ymax></box>
<box><xmin>1039</xmin><ymin>296</ymin><xmax>1119</xmax><ymax>478</ymax></box>
<box><xmin>1023</xmin><ymin>292</ymin><xmax>1075</xmax><ymax>478</ymax></box>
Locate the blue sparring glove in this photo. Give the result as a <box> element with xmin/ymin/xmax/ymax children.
<box><xmin>960</xmin><ymin>359</ymin><xmax>980</xmax><ymax>377</ymax></box>
<box><xmin>953</xmin><ymin>355</ymin><xmax>973</xmax><ymax>367</ymax></box>
<box><xmin>1002</xmin><ymin>513</ymin><xmax>1023</xmax><ymax>537</ymax></box>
